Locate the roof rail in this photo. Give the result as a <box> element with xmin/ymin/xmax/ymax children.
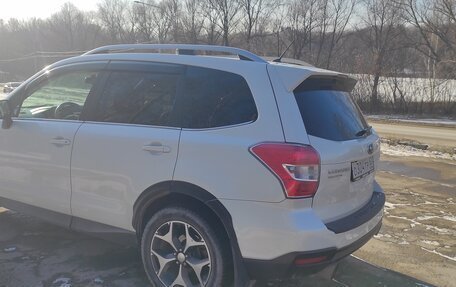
<box><xmin>83</xmin><ymin>44</ymin><xmax>267</xmax><ymax>63</ymax></box>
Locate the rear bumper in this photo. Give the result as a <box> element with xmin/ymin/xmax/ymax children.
<box><xmin>325</xmin><ymin>189</ymin><xmax>385</xmax><ymax>234</ymax></box>
<box><xmin>244</xmin><ymin>220</ymin><xmax>382</xmax><ymax>280</ymax></box>
<box><xmin>223</xmin><ymin>186</ymin><xmax>385</xmax><ymax>280</ymax></box>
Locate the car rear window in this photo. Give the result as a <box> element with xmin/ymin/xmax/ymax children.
<box><xmin>294</xmin><ymin>77</ymin><xmax>369</xmax><ymax>141</ymax></box>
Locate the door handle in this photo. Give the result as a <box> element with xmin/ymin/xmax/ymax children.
<box><xmin>50</xmin><ymin>137</ymin><xmax>71</xmax><ymax>146</ymax></box>
<box><xmin>142</xmin><ymin>143</ymin><xmax>171</xmax><ymax>153</ymax></box>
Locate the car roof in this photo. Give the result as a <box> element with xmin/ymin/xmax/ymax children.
<box><xmin>43</xmin><ymin>44</ymin><xmax>353</xmax><ymax>93</ymax></box>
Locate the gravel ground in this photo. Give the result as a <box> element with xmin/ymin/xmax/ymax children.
<box><xmin>0</xmin><ymin>206</ymin><xmax>434</xmax><ymax>287</ymax></box>
<box><xmin>354</xmin><ymin>154</ymin><xmax>456</xmax><ymax>287</ymax></box>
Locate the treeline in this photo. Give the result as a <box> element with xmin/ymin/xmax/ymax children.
<box><xmin>0</xmin><ymin>0</ymin><xmax>455</xmax><ymax>116</ymax></box>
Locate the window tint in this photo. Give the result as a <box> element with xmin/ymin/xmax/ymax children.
<box><xmin>18</xmin><ymin>71</ymin><xmax>98</xmax><ymax>120</ymax></box>
<box><xmin>179</xmin><ymin>66</ymin><xmax>257</xmax><ymax>128</ymax></box>
<box><xmin>294</xmin><ymin>89</ymin><xmax>369</xmax><ymax>141</ymax></box>
<box><xmin>96</xmin><ymin>71</ymin><xmax>179</xmax><ymax>127</ymax></box>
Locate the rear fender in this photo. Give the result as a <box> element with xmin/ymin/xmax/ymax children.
<box><xmin>132</xmin><ymin>180</ymin><xmax>250</xmax><ymax>286</ymax></box>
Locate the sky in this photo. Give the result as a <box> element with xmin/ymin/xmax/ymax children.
<box><xmin>0</xmin><ymin>0</ymin><xmax>100</xmax><ymax>21</ymax></box>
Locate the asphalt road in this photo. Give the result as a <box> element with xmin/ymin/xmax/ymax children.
<box><xmin>370</xmin><ymin>121</ymin><xmax>456</xmax><ymax>148</ymax></box>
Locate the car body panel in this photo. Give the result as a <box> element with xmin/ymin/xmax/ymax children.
<box><xmin>0</xmin><ymin>119</ymin><xmax>81</xmax><ymax>214</ymax></box>
<box><xmin>310</xmin><ymin>133</ymin><xmax>381</xmax><ymax>222</ymax></box>
<box><xmin>173</xmin><ymin>63</ymin><xmax>286</xmax><ymax>202</ymax></box>
<box><xmin>220</xmin><ymin>193</ymin><xmax>383</xmax><ymax>260</ymax></box>
<box><xmin>70</xmin><ymin>122</ymin><xmax>181</xmax><ymax>231</ymax></box>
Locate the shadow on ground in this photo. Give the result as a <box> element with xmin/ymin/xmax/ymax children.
<box><xmin>0</xmin><ymin>208</ymin><xmax>435</xmax><ymax>287</ymax></box>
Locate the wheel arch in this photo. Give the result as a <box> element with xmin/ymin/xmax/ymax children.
<box><xmin>132</xmin><ymin>180</ymin><xmax>250</xmax><ymax>286</ymax></box>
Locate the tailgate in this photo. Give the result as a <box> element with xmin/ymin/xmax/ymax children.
<box><xmin>310</xmin><ymin>134</ymin><xmax>381</xmax><ymax>222</ymax></box>
<box><xmin>291</xmin><ymin>75</ymin><xmax>381</xmax><ymax>222</ymax></box>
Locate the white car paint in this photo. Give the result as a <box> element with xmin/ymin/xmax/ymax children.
<box><xmin>0</xmin><ymin>119</ymin><xmax>81</xmax><ymax>214</ymax></box>
<box><xmin>70</xmin><ymin>122</ymin><xmax>181</xmax><ymax>231</ymax></box>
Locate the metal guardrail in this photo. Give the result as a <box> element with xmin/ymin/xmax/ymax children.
<box><xmin>83</xmin><ymin>44</ymin><xmax>267</xmax><ymax>63</ymax></box>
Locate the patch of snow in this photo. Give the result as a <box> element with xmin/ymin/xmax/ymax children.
<box><xmin>384</xmin><ymin>201</ymin><xmax>411</xmax><ymax>210</ymax></box>
<box><xmin>421</xmin><ymin>240</ymin><xmax>440</xmax><ymax>246</ymax></box>
<box><xmin>424</xmin><ymin>225</ymin><xmax>453</xmax><ymax>235</ymax></box>
<box><xmin>388</xmin><ymin>215</ymin><xmax>422</xmax><ymax>228</ymax></box>
<box><xmin>421</xmin><ymin>247</ymin><xmax>456</xmax><ymax>262</ymax></box>
<box><xmin>419</xmin><ymin>201</ymin><xmax>440</xmax><ymax>206</ymax></box>
<box><xmin>417</xmin><ymin>215</ymin><xmax>456</xmax><ymax>222</ymax></box>
<box><xmin>374</xmin><ymin>233</ymin><xmax>392</xmax><ymax>239</ymax></box>
<box><xmin>443</xmin><ymin>215</ymin><xmax>456</xmax><ymax>222</ymax></box>
<box><xmin>94</xmin><ymin>278</ymin><xmax>104</xmax><ymax>285</ymax></box>
<box><xmin>52</xmin><ymin>277</ymin><xmax>71</xmax><ymax>287</ymax></box>
<box><xmin>381</xmin><ymin>143</ymin><xmax>456</xmax><ymax>161</ymax></box>
<box><xmin>367</xmin><ymin>115</ymin><xmax>456</xmax><ymax>127</ymax></box>
<box><xmin>3</xmin><ymin>247</ymin><xmax>16</xmax><ymax>253</ymax></box>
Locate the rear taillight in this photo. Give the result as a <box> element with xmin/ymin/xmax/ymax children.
<box><xmin>250</xmin><ymin>143</ymin><xmax>320</xmax><ymax>198</ymax></box>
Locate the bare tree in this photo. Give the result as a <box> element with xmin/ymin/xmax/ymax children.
<box><xmin>204</xmin><ymin>0</ymin><xmax>241</xmax><ymax>46</ymax></box>
<box><xmin>150</xmin><ymin>1</ymin><xmax>174</xmax><ymax>43</ymax></box>
<box><xmin>0</xmin><ymin>0</ymin><xmax>455</xmax><ymax>117</ymax></box>
<box><xmin>132</xmin><ymin>0</ymin><xmax>155</xmax><ymax>42</ymax></box>
<box><xmin>285</xmin><ymin>0</ymin><xmax>320</xmax><ymax>60</ymax></box>
<box><xmin>239</xmin><ymin>0</ymin><xmax>280</xmax><ymax>49</ymax></box>
<box><xmin>166</xmin><ymin>0</ymin><xmax>182</xmax><ymax>43</ymax></box>
<box><xmin>324</xmin><ymin>0</ymin><xmax>357</xmax><ymax>69</ymax></box>
<box><xmin>48</xmin><ymin>3</ymin><xmax>86</xmax><ymax>50</ymax></box>
<box><xmin>181</xmin><ymin>0</ymin><xmax>205</xmax><ymax>43</ymax></box>
<box><xmin>97</xmin><ymin>0</ymin><xmax>131</xmax><ymax>43</ymax></box>
<box><xmin>401</xmin><ymin>0</ymin><xmax>456</xmax><ymax>79</ymax></box>
<box><xmin>358</xmin><ymin>0</ymin><xmax>404</xmax><ymax>112</ymax></box>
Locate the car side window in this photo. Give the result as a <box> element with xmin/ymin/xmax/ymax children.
<box><xmin>18</xmin><ymin>71</ymin><xmax>98</xmax><ymax>120</ymax></box>
<box><xmin>95</xmin><ymin>71</ymin><xmax>179</xmax><ymax>127</ymax></box>
<box><xmin>179</xmin><ymin>66</ymin><xmax>258</xmax><ymax>129</ymax></box>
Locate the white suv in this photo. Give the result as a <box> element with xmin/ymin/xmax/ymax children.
<box><xmin>0</xmin><ymin>44</ymin><xmax>384</xmax><ymax>286</ymax></box>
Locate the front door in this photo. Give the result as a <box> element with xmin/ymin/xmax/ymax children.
<box><xmin>0</xmin><ymin>63</ymin><xmax>105</xmax><ymax>216</ymax></box>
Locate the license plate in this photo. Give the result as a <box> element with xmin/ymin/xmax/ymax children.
<box><xmin>351</xmin><ymin>156</ymin><xmax>374</xmax><ymax>181</ymax></box>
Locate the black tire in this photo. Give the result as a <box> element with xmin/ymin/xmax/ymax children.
<box><xmin>141</xmin><ymin>206</ymin><xmax>231</xmax><ymax>287</ymax></box>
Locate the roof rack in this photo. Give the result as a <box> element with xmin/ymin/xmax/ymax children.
<box><xmin>83</xmin><ymin>44</ymin><xmax>267</xmax><ymax>63</ymax></box>
<box><xmin>263</xmin><ymin>57</ymin><xmax>314</xmax><ymax>67</ymax></box>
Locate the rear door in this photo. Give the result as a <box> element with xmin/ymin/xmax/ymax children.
<box><xmin>70</xmin><ymin>61</ymin><xmax>183</xmax><ymax>230</ymax></box>
<box><xmin>293</xmin><ymin>76</ymin><xmax>380</xmax><ymax>222</ymax></box>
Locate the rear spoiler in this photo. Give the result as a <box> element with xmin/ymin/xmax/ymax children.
<box><xmin>267</xmin><ymin>63</ymin><xmax>357</xmax><ymax>93</ymax></box>
<box><xmin>295</xmin><ymin>75</ymin><xmax>357</xmax><ymax>93</ymax></box>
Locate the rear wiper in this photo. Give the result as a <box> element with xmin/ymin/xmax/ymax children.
<box><xmin>355</xmin><ymin>126</ymin><xmax>372</xmax><ymax>137</ymax></box>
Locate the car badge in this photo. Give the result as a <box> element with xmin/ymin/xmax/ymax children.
<box><xmin>367</xmin><ymin>143</ymin><xmax>374</xmax><ymax>155</ymax></box>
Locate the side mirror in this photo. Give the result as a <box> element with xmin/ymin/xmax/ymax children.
<box><xmin>0</xmin><ymin>100</ymin><xmax>13</xmax><ymax>129</ymax></box>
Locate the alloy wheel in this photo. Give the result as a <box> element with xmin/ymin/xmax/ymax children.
<box><xmin>150</xmin><ymin>220</ymin><xmax>212</xmax><ymax>287</ymax></box>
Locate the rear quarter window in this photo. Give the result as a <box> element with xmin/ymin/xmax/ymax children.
<box><xmin>294</xmin><ymin>77</ymin><xmax>369</xmax><ymax>141</ymax></box>
<box><xmin>178</xmin><ymin>66</ymin><xmax>258</xmax><ymax>129</ymax></box>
